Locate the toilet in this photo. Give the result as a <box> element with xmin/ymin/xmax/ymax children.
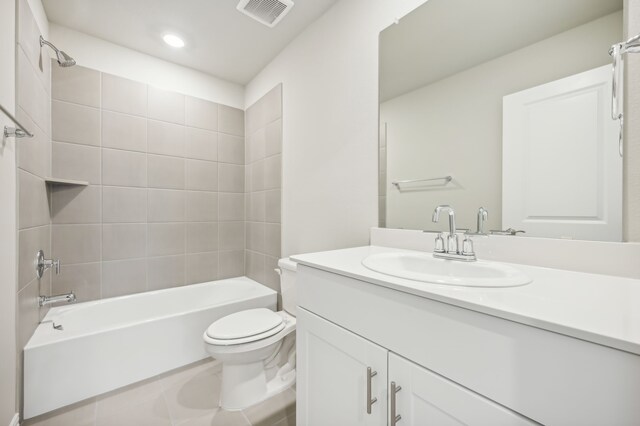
<box><xmin>203</xmin><ymin>258</ymin><xmax>297</xmax><ymax>410</ymax></box>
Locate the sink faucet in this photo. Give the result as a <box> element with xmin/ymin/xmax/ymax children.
<box><xmin>431</xmin><ymin>205</ymin><xmax>476</xmax><ymax>261</ymax></box>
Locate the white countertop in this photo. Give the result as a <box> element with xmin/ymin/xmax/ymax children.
<box><xmin>291</xmin><ymin>246</ymin><xmax>640</xmax><ymax>355</ymax></box>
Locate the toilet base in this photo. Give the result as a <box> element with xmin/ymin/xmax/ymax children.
<box><xmin>220</xmin><ymin>361</ymin><xmax>296</xmax><ymax>410</ymax></box>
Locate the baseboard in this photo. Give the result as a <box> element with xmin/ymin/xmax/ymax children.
<box><xmin>9</xmin><ymin>413</ymin><xmax>19</xmax><ymax>426</ymax></box>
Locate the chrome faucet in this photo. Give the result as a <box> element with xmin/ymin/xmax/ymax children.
<box><xmin>36</xmin><ymin>250</ymin><xmax>60</xmax><ymax>279</ymax></box>
<box><xmin>466</xmin><ymin>207</ymin><xmax>489</xmax><ymax>236</ymax></box>
<box><xmin>432</xmin><ymin>205</ymin><xmax>476</xmax><ymax>261</ymax></box>
<box><xmin>39</xmin><ymin>291</ymin><xmax>76</xmax><ymax>307</ymax></box>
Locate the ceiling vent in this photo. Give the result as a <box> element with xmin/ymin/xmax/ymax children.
<box><xmin>236</xmin><ymin>0</ymin><xmax>294</xmax><ymax>28</ymax></box>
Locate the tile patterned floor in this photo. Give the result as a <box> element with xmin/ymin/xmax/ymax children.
<box><xmin>24</xmin><ymin>359</ymin><xmax>296</xmax><ymax>426</ymax></box>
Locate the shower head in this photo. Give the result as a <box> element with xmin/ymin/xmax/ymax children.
<box><xmin>39</xmin><ymin>36</ymin><xmax>76</xmax><ymax>67</ymax></box>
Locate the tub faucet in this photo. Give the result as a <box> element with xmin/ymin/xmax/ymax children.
<box><xmin>432</xmin><ymin>205</ymin><xmax>476</xmax><ymax>261</ymax></box>
<box><xmin>36</xmin><ymin>250</ymin><xmax>60</xmax><ymax>279</ymax></box>
<box><xmin>39</xmin><ymin>291</ymin><xmax>76</xmax><ymax>307</ymax></box>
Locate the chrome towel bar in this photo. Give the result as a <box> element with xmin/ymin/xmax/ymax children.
<box><xmin>1</xmin><ymin>103</ymin><xmax>34</xmax><ymax>138</ymax></box>
<box><xmin>392</xmin><ymin>175</ymin><xmax>452</xmax><ymax>190</ymax></box>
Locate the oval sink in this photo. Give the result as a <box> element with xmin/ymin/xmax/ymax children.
<box><xmin>362</xmin><ymin>252</ymin><xmax>532</xmax><ymax>287</ymax></box>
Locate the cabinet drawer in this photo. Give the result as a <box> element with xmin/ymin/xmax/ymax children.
<box><xmin>297</xmin><ymin>265</ymin><xmax>640</xmax><ymax>425</ymax></box>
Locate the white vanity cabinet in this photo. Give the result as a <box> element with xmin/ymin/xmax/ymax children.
<box><xmin>298</xmin><ymin>307</ymin><xmax>532</xmax><ymax>426</ymax></box>
<box><xmin>294</xmin><ymin>258</ymin><xmax>640</xmax><ymax>426</ymax></box>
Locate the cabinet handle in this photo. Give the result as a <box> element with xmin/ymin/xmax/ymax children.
<box><xmin>391</xmin><ymin>381</ymin><xmax>402</xmax><ymax>425</ymax></box>
<box><xmin>366</xmin><ymin>367</ymin><xmax>378</xmax><ymax>414</ymax></box>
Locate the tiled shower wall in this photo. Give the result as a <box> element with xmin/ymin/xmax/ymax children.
<box><xmin>49</xmin><ymin>64</ymin><xmax>246</xmax><ymax>301</ymax></box>
<box><xmin>245</xmin><ymin>85</ymin><xmax>283</xmax><ymax>295</ymax></box>
<box><xmin>15</xmin><ymin>0</ymin><xmax>52</xmax><ymax>412</ymax></box>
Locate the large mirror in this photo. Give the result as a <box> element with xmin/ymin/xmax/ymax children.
<box><xmin>379</xmin><ymin>0</ymin><xmax>625</xmax><ymax>241</ymax></box>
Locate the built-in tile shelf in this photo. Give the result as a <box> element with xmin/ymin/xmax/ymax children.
<box><xmin>44</xmin><ymin>177</ymin><xmax>89</xmax><ymax>186</ymax></box>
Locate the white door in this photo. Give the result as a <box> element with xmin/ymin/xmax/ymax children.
<box><xmin>502</xmin><ymin>65</ymin><xmax>622</xmax><ymax>241</ymax></box>
<box><xmin>388</xmin><ymin>353</ymin><xmax>534</xmax><ymax>425</ymax></box>
<box><xmin>297</xmin><ymin>308</ymin><xmax>388</xmax><ymax>426</ymax></box>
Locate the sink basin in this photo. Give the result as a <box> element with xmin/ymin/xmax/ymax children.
<box><xmin>362</xmin><ymin>252</ymin><xmax>532</xmax><ymax>287</ymax></box>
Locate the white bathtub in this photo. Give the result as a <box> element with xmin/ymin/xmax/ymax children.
<box><xmin>23</xmin><ymin>277</ymin><xmax>276</xmax><ymax>419</ymax></box>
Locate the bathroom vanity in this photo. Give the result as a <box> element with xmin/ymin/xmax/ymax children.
<box><xmin>292</xmin><ymin>246</ymin><xmax>640</xmax><ymax>425</ymax></box>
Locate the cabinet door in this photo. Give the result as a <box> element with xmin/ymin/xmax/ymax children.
<box><xmin>297</xmin><ymin>308</ymin><xmax>388</xmax><ymax>426</ymax></box>
<box><xmin>389</xmin><ymin>353</ymin><xmax>534</xmax><ymax>425</ymax></box>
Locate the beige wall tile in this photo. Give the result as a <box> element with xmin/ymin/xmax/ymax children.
<box><xmin>148</xmin><ymin>154</ymin><xmax>185</xmax><ymax>189</ymax></box>
<box><xmin>218</xmin><ymin>163</ymin><xmax>244</xmax><ymax>193</ymax></box>
<box><xmin>147</xmin><ymin>119</ymin><xmax>185</xmax><ymax>157</ymax></box>
<box><xmin>52</xmin><ymin>64</ymin><xmax>100</xmax><ymax>107</ymax></box>
<box><xmin>148</xmin><ymin>86</ymin><xmax>184</xmax><ymax>124</ymax></box>
<box><xmin>18</xmin><ymin>225</ymin><xmax>50</xmax><ymax>291</ymax></box>
<box><xmin>218</xmin><ymin>133</ymin><xmax>244</xmax><ymax>165</ymax></box>
<box><xmin>248</xmin><ymin>191</ymin><xmax>266</xmax><ymax>222</ymax></box>
<box><xmin>52</xmin><ymin>262</ymin><xmax>101</xmax><ymax>303</ymax></box>
<box><xmin>102</xmin><ymin>111</ymin><xmax>147</xmax><ymax>152</ymax></box>
<box><xmin>265</xmin><ymin>118</ymin><xmax>282</xmax><ymax>157</ymax></box>
<box><xmin>148</xmin><ymin>223</ymin><xmax>185</xmax><ymax>257</ymax></box>
<box><xmin>265</xmin><ymin>190</ymin><xmax>281</xmax><ymax>224</ymax></box>
<box><xmin>102</xmin><ymin>73</ymin><xmax>147</xmax><ymax>117</ymax></box>
<box><xmin>218</xmin><ymin>193</ymin><xmax>244</xmax><ymax>222</ymax></box>
<box><xmin>263</xmin><ymin>256</ymin><xmax>282</xmax><ymax>294</ymax></box>
<box><xmin>246</xmin><ymin>250</ymin><xmax>265</xmax><ymax>284</ymax></box>
<box><xmin>261</xmin><ymin>84</ymin><xmax>283</xmax><ymax>125</ymax></box>
<box><xmin>186</xmin><ymin>191</ymin><xmax>218</xmax><ymax>222</ymax></box>
<box><xmin>102</xmin><ymin>223</ymin><xmax>146</xmax><ymax>261</ymax></box>
<box><xmin>17</xmin><ymin>0</ymin><xmax>50</xmax><ymax>90</ymax></box>
<box><xmin>264</xmin><ymin>155</ymin><xmax>281</xmax><ymax>190</ymax></box>
<box><xmin>250</xmin><ymin>160</ymin><xmax>264</xmax><ymax>192</ymax></box>
<box><xmin>18</xmin><ymin>170</ymin><xmax>49</xmax><ymax>229</ymax></box>
<box><xmin>264</xmin><ymin>223</ymin><xmax>281</xmax><ymax>257</ymax></box>
<box><xmin>247</xmin><ymin>222</ymin><xmax>265</xmax><ymax>253</ymax></box>
<box><xmin>186</xmin><ymin>160</ymin><xmax>218</xmax><ymax>191</ymax></box>
<box><xmin>186</xmin><ymin>252</ymin><xmax>218</xmax><ymax>285</ymax></box>
<box><xmin>102</xmin><ymin>259</ymin><xmax>147</xmax><ymax>298</ymax></box>
<box><xmin>185</xmin><ymin>127</ymin><xmax>217</xmax><ymax>161</ymax></box>
<box><xmin>51</xmin><ymin>185</ymin><xmax>101</xmax><ymax>224</ymax></box>
<box><xmin>102</xmin><ymin>148</ymin><xmax>147</xmax><ymax>187</ymax></box>
<box><xmin>186</xmin><ymin>223</ymin><xmax>218</xmax><ymax>253</ymax></box>
<box><xmin>248</xmin><ymin>127</ymin><xmax>266</xmax><ymax>163</ymax></box>
<box><xmin>52</xmin><ymin>142</ymin><xmax>101</xmax><ymax>184</ymax></box>
<box><xmin>17</xmin><ymin>48</ymin><xmax>50</xmax><ymax>133</ymax></box>
<box><xmin>185</xmin><ymin>96</ymin><xmax>218</xmax><ymax>131</ymax></box>
<box><xmin>218</xmin><ymin>222</ymin><xmax>244</xmax><ymax>250</ymax></box>
<box><xmin>217</xmin><ymin>250</ymin><xmax>244</xmax><ymax>279</ymax></box>
<box><xmin>148</xmin><ymin>190</ymin><xmax>185</xmax><ymax>222</ymax></box>
<box><xmin>52</xmin><ymin>100</ymin><xmax>100</xmax><ymax>146</ymax></box>
<box><xmin>52</xmin><ymin>224</ymin><xmax>101</xmax><ymax>264</ymax></box>
<box><xmin>218</xmin><ymin>105</ymin><xmax>244</xmax><ymax>136</ymax></box>
<box><xmin>147</xmin><ymin>255</ymin><xmax>185</xmax><ymax>290</ymax></box>
<box><xmin>102</xmin><ymin>186</ymin><xmax>147</xmax><ymax>223</ymax></box>
<box><xmin>16</xmin><ymin>108</ymin><xmax>50</xmax><ymax>178</ymax></box>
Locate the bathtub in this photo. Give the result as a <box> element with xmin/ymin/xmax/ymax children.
<box><xmin>23</xmin><ymin>277</ymin><xmax>276</xmax><ymax>419</ymax></box>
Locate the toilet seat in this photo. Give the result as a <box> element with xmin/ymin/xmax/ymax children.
<box><xmin>206</xmin><ymin>308</ymin><xmax>285</xmax><ymax>345</ymax></box>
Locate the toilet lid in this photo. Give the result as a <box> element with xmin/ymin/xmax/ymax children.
<box><xmin>206</xmin><ymin>308</ymin><xmax>284</xmax><ymax>341</ymax></box>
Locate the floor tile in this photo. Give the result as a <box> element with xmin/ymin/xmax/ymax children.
<box><xmin>162</xmin><ymin>367</ymin><xmax>222</xmax><ymax>422</ymax></box>
<box><xmin>242</xmin><ymin>389</ymin><xmax>296</xmax><ymax>426</ymax></box>
<box><xmin>176</xmin><ymin>408</ymin><xmax>251</xmax><ymax>426</ymax></box>
<box><xmin>23</xmin><ymin>398</ymin><xmax>96</xmax><ymax>426</ymax></box>
<box><xmin>95</xmin><ymin>394</ymin><xmax>171</xmax><ymax>426</ymax></box>
<box><xmin>96</xmin><ymin>375</ymin><xmax>165</xmax><ymax>418</ymax></box>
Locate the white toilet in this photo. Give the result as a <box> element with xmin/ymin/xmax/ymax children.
<box><xmin>203</xmin><ymin>258</ymin><xmax>297</xmax><ymax>410</ymax></box>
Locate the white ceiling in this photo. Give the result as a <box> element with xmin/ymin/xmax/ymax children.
<box><xmin>380</xmin><ymin>0</ymin><xmax>623</xmax><ymax>101</ymax></box>
<box><xmin>42</xmin><ymin>0</ymin><xmax>338</xmax><ymax>85</ymax></box>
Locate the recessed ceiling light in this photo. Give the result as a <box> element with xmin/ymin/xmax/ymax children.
<box><xmin>163</xmin><ymin>34</ymin><xmax>185</xmax><ymax>48</ymax></box>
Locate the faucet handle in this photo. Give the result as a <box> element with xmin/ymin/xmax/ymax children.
<box><xmin>462</xmin><ymin>236</ymin><xmax>475</xmax><ymax>256</ymax></box>
<box><xmin>434</xmin><ymin>233</ymin><xmax>445</xmax><ymax>253</ymax></box>
<box><xmin>446</xmin><ymin>233</ymin><xmax>459</xmax><ymax>254</ymax></box>
<box><xmin>53</xmin><ymin>259</ymin><xmax>61</xmax><ymax>274</ymax></box>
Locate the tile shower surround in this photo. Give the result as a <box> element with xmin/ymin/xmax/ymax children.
<box><xmin>244</xmin><ymin>85</ymin><xmax>283</xmax><ymax>296</ymax></box>
<box><xmin>49</xmin><ymin>64</ymin><xmax>248</xmax><ymax>301</ymax></box>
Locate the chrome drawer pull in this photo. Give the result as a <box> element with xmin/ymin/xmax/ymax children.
<box><xmin>391</xmin><ymin>381</ymin><xmax>402</xmax><ymax>425</ymax></box>
<box><xmin>366</xmin><ymin>367</ymin><xmax>378</xmax><ymax>414</ymax></box>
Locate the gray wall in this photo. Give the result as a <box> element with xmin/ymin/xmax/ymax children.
<box><xmin>49</xmin><ymin>65</ymin><xmax>246</xmax><ymax>300</ymax></box>
<box><xmin>245</xmin><ymin>85</ymin><xmax>283</xmax><ymax>296</ymax></box>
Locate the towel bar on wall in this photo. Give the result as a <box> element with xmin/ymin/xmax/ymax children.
<box><xmin>392</xmin><ymin>175</ymin><xmax>452</xmax><ymax>190</ymax></box>
<box><xmin>1</xmin><ymin>103</ymin><xmax>34</xmax><ymax>138</ymax></box>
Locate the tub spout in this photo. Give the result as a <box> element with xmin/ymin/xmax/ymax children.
<box><xmin>39</xmin><ymin>291</ymin><xmax>76</xmax><ymax>307</ymax></box>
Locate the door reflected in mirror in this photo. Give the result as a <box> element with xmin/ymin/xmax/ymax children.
<box><xmin>379</xmin><ymin>0</ymin><xmax>624</xmax><ymax>241</ymax></box>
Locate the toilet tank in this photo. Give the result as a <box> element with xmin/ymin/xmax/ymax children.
<box><xmin>278</xmin><ymin>258</ymin><xmax>297</xmax><ymax>316</ymax></box>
